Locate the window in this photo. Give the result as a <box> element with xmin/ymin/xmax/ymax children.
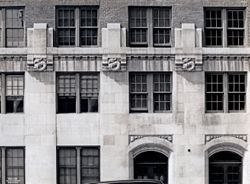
<box><xmin>209</xmin><ymin>151</ymin><xmax>242</xmax><ymax>184</ymax></box>
<box><xmin>57</xmin><ymin>147</ymin><xmax>100</xmax><ymax>184</ymax></box>
<box><xmin>129</xmin><ymin>73</ymin><xmax>172</xmax><ymax>113</ymax></box>
<box><xmin>0</xmin><ymin>7</ymin><xmax>25</xmax><ymax>47</ymax></box>
<box><xmin>129</xmin><ymin>7</ymin><xmax>171</xmax><ymax>47</ymax></box>
<box><xmin>205</xmin><ymin>73</ymin><xmax>246</xmax><ymax>112</ymax></box>
<box><xmin>0</xmin><ymin>74</ymin><xmax>24</xmax><ymax>113</ymax></box>
<box><xmin>56</xmin><ymin>7</ymin><xmax>98</xmax><ymax>47</ymax></box>
<box><xmin>57</xmin><ymin>73</ymin><xmax>99</xmax><ymax>113</ymax></box>
<box><xmin>0</xmin><ymin>147</ymin><xmax>25</xmax><ymax>184</ymax></box>
<box><xmin>205</xmin><ymin>8</ymin><xmax>245</xmax><ymax>47</ymax></box>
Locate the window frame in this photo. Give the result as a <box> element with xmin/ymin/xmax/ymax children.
<box><xmin>56</xmin><ymin>6</ymin><xmax>99</xmax><ymax>47</ymax></box>
<box><xmin>0</xmin><ymin>147</ymin><xmax>25</xmax><ymax>184</ymax></box>
<box><xmin>56</xmin><ymin>72</ymin><xmax>100</xmax><ymax>114</ymax></box>
<box><xmin>57</xmin><ymin>146</ymin><xmax>100</xmax><ymax>184</ymax></box>
<box><xmin>0</xmin><ymin>7</ymin><xmax>25</xmax><ymax>48</ymax></box>
<box><xmin>204</xmin><ymin>7</ymin><xmax>246</xmax><ymax>47</ymax></box>
<box><xmin>129</xmin><ymin>7</ymin><xmax>172</xmax><ymax>47</ymax></box>
<box><xmin>0</xmin><ymin>73</ymin><xmax>24</xmax><ymax>114</ymax></box>
<box><xmin>205</xmin><ymin>72</ymin><xmax>247</xmax><ymax>113</ymax></box>
<box><xmin>129</xmin><ymin>72</ymin><xmax>172</xmax><ymax>113</ymax></box>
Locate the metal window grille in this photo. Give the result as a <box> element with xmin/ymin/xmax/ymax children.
<box><xmin>6</xmin><ymin>8</ymin><xmax>24</xmax><ymax>47</ymax></box>
<box><xmin>227</xmin><ymin>10</ymin><xmax>244</xmax><ymax>46</ymax></box>
<box><xmin>57</xmin><ymin>8</ymin><xmax>76</xmax><ymax>46</ymax></box>
<box><xmin>130</xmin><ymin>74</ymin><xmax>148</xmax><ymax>112</ymax></box>
<box><xmin>58</xmin><ymin>148</ymin><xmax>77</xmax><ymax>184</ymax></box>
<box><xmin>80</xmin><ymin>7</ymin><xmax>98</xmax><ymax>46</ymax></box>
<box><xmin>153</xmin><ymin>73</ymin><xmax>171</xmax><ymax>112</ymax></box>
<box><xmin>129</xmin><ymin>8</ymin><xmax>147</xmax><ymax>45</ymax></box>
<box><xmin>205</xmin><ymin>73</ymin><xmax>224</xmax><ymax>111</ymax></box>
<box><xmin>205</xmin><ymin>9</ymin><xmax>223</xmax><ymax>46</ymax></box>
<box><xmin>80</xmin><ymin>148</ymin><xmax>100</xmax><ymax>184</ymax></box>
<box><xmin>57</xmin><ymin>74</ymin><xmax>76</xmax><ymax>97</ymax></box>
<box><xmin>228</xmin><ymin>74</ymin><xmax>246</xmax><ymax>111</ymax></box>
<box><xmin>153</xmin><ymin>8</ymin><xmax>171</xmax><ymax>46</ymax></box>
<box><xmin>6</xmin><ymin>148</ymin><xmax>25</xmax><ymax>184</ymax></box>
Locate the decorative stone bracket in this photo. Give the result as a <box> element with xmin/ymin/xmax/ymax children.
<box><xmin>175</xmin><ymin>23</ymin><xmax>203</xmax><ymax>72</ymax></box>
<box><xmin>102</xmin><ymin>56</ymin><xmax>127</xmax><ymax>71</ymax></box>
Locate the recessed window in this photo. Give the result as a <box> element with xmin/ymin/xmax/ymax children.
<box><xmin>57</xmin><ymin>73</ymin><xmax>99</xmax><ymax>113</ymax></box>
<box><xmin>205</xmin><ymin>73</ymin><xmax>246</xmax><ymax>113</ymax></box>
<box><xmin>129</xmin><ymin>73</ymin><xmax>172</xmax><ymax>113</ymax></box>
<box><xmin>204</xmin><ymin>8</ymin><xmax>245</xmax><ymax>47</ymax></box>
<box><xmin>56</xmin><ymin>7</ymin><xmax>98</xmax><ymax>47</ymax></box>
<box><xmin>0</xmin><ymin>7</ymin><xmax>25</xmax><ymax>47</ymax></box>
<box><xmin>209</xmin><ymin>151</ymin><xmax>242</xmax><ymax>184</ymax></box>
<box><xmin>57</xmin><ymin>147</ymin><xmax>100</xmax><ymax>184</ymax></box>
<box><xmin>129</xmin><ymin>7</ymin><xmax>171</xmax><ymax>47</ymax></box>
<box><xmin>0</xmin><ymin>147</ymin><xmax>25</xmax><ymax>184</ymax></box>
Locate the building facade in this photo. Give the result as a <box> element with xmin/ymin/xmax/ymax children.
<box><xmin>0</xmin><ymin>0</ymin><xmax>249</xmax><ymax>184</ymax></box>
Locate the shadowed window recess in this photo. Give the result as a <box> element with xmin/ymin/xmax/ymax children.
<box><xmin>57</xmin><ymin>73</ymin><xmax>99</xmax><ymax>113</ymax></box>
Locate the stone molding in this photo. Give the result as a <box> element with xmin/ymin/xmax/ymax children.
<box><xmin>205</xmin><ymin>134</ymin><xmax>247</xmax><ymax>144</ymax></box>
<box><xmin>129</xmin><ymin>135</ymin><xmax>173</xmax><ymax>144</ymax></box>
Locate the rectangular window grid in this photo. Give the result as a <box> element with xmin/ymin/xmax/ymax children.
<box><xmin>80</xmin><ymin>7</ymin><xmax>98</xmax><ymax>46</ymax></box>
<box><xmin>228</xmin><ymin>74</ymin><xmax>246</xmax><ymax>111</ymax></box>
<box><xmin>6</xmin><ymin>148</ymin><xmax>25</xmax><ymax>184</ymax></box>
<box><xmin>153</xmin><ymin>8</ymin><xmax>171</xmax><ymax>46</ymax></box>
<box><xmin>57</xmin><ymin>8</ymin><xmax>76</xmax><ymax>46</ymax></box>
<box><xmin>130</xmin><ymin>74</ymin><xmax>148</xmax><ymax>112</ymax></box>
<box><xmin>129</xmin><ymin>8</ymin><xmax>147</xmax><ymax>45</ymax></box>
<box><xmin>80</xmin><ymin>74</ymin><xmax>98</xmax><ymax>112</ymax></box>
<box><xmin>80</xmin><ymin>148</ymin><xmax>99</xmax><ymax>184</ymax></box>
<box><xmin>205</xmin><ymin>9</ymin><xmax>223</xmax><ymax>46</ymax></box>
<box><xmin>6</xmin><ymin>75</ymin><xmax>24</xmax><ymax>113</ymax></box>
<box><xmin>57</xmin><ymin>147</ymin><xmax>100</xmax><ymax>184</ymax></box>
<box><xmin>227</xmin><ymin>10</ymin><xmax>244</xmax><ymax>46</ymax></box>
<box><xmin>6</xmin><ymin>8</ymin><xmax>24</xmax><ymax>47</ymax></box>
<box><xmin>206</xmin><ymin>73</ymin><xmax>224</xmax><ymax>112</ymax></box>
<box><xmin>58</xmin><ymin>74</ymin><xmax>76</xmax><ymax>97</ymax></box>
<box><xmin>58</xmin><ymin>148</ymin><xmax>77</xmax><ymax>184</ymax></box>
<box><xmin>153</xmin><ymin>73</ymin><xmax>171</xmax><ymax>112</ymax></box>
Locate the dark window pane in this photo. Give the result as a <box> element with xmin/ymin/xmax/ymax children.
<box><xmin>58</xmin><ymin>148</ymin><xmax>77</xmax><ymax>184</ymax></box>
<box><xmin>58</xmin><ymin>97</ymin><xmax>76</xmax><ymax>113</ymax></box>
<box><xmin>6</xmin><ymin>148</ymin><xmax>25</xmax><ymax>184</ymax></box>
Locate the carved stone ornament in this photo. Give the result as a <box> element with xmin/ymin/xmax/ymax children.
<box><xmin>182</xmin><ymin>58</ymin><xmax>195</xmax><ymax>71</ymax></box>
<box><xmin>27</xmin><ymin>56</ymin><xmax>53</xmax><ymax>72</ymax></box>
<box><xmin>33</xmin><ymin>58</ymin><xmax>47</xmax><ymax>71</ymax></box>
<box><xmin>129</xmin><ymin>135</ymin><xmax>173</xmax><ymax>144</ymax></box>
<box><xmin>102</xmin><ymin>57</ymin><xmax>127</xmax><ymax>71</ymax></box>
<box><xmin>205</xmin><ymin>134</ymin><xmax>248</xmax><ymax>144</ymax></box>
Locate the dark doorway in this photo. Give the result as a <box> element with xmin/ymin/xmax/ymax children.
<box><xmin>134</xmin><ymin>151</ymin><xmax>168</xmax><ymax>184</ymax></box>
<box><xmin>209</xmin><ymin>151</ymin><xmax>242</xmax><ymax>184</ymax></box>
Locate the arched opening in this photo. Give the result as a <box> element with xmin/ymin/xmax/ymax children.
<box><xmin>209</xmin><ymin>151</ymin><xmax>242</xmax><ymax>184</ymax></box>
<box><xmin>134</xmin><ymin>151</ymin><xmax>168</xmax><ymax>184</ymax></box>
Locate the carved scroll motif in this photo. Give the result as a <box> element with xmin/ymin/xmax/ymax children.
<box><xmin>182</xmin><ymin>58</ymin><xmax>195</xmax><ymax>71</ymax></box>
<box><xmin>33</xmin><ymin>58</ymin><xmax>47</xmax><ymax>71</ymax></box>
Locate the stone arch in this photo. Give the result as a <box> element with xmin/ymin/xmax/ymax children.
<box><xmin>204</xmin><ymin>136</ymin><xmax>248</xmax><ymax>184</ymax></box>
<box><xmin>128</xmin><ymin>136</ymin><xmax>173</xmax><ymax>180</ymax></box>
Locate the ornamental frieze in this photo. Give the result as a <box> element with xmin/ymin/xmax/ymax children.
<box><xmin>27</xmin><ymin>55</ymin><xmax>53</xmax><ymax>72</ymax></box>
<box><xmin>205</xmin><ymin>134</ymin><xmax>248</xmax><ymax>144</ymax></box>
<box><xmin>129</xmin><ymin>135</ymin><xmax>173</xmax><ymax>144</ymax></box>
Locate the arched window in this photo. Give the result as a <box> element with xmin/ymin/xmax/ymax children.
<box><xmin>134</xmin><ymin>151</ymin><xmax>168</xmax><ymax>184</ymax></box>
<box><xmin>209</xmin><ymin>151</ymin><xmax>242</xmax><ymax>184</ymax></box>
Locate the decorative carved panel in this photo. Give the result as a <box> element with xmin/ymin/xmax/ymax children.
<box><xmin>102</xmin><ymin>57</ymin><xmax>127</xmax><ymax>71</ymax></box>
<box><xmin>205</xmin><ymin>134</ymin><xmax>248</xmax><ymax>144</ymax></box>
<box><xmin>27</xmin><ymin>55</ymin><xmax>53</xmax><ymax>71</ymax></box>
<box><xmin>129</xmin><ymin>135</ymin><xmax>173</xmax><ymax>144</ymax></box>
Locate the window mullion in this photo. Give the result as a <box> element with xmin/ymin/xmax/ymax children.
<box><xmin>0</xmin><ymin>9</ymin><xmax>5</xmax><ymax>47</ymax></box>
<box><xmin>224</xmin><ymin>73</ymin><xmax>228</xmax><ymax>113</ymax></box>
<box><xmin>75</xmin><ymin>8</ymin><xmax>80</xmax><ymax>47</ymax></box>
<box><xmin>148</xmin><ymin>74</ymin><xmax>153</xmax><ymax>113</ymax></box>
<box><xmin>147</xmin><ymin>8</ymin><xmax>153</xmax><ymax>47</ymax></box>
<box><xmin>1</xmin><ymin>74</ymin><xmax>5</xmax><ymax>114</ymax></box>
<box><xmin>2</xmin><ymin>147</ymin><xmax>5</xmax><ymax>184</ymax></box>
<box><xmin>222</xmin><ymin>8</ymin><xmax>227</xmax><ymax>47</ymax></box>
<box><xmin>76</xmin><ymin>73</ymin><xmax>80</xmax><ymax>113</ymax></box>
<box><xmin>76</xmin><ymin>147</ymin><xmax>81</xmax><ymax>184</ymax></box>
